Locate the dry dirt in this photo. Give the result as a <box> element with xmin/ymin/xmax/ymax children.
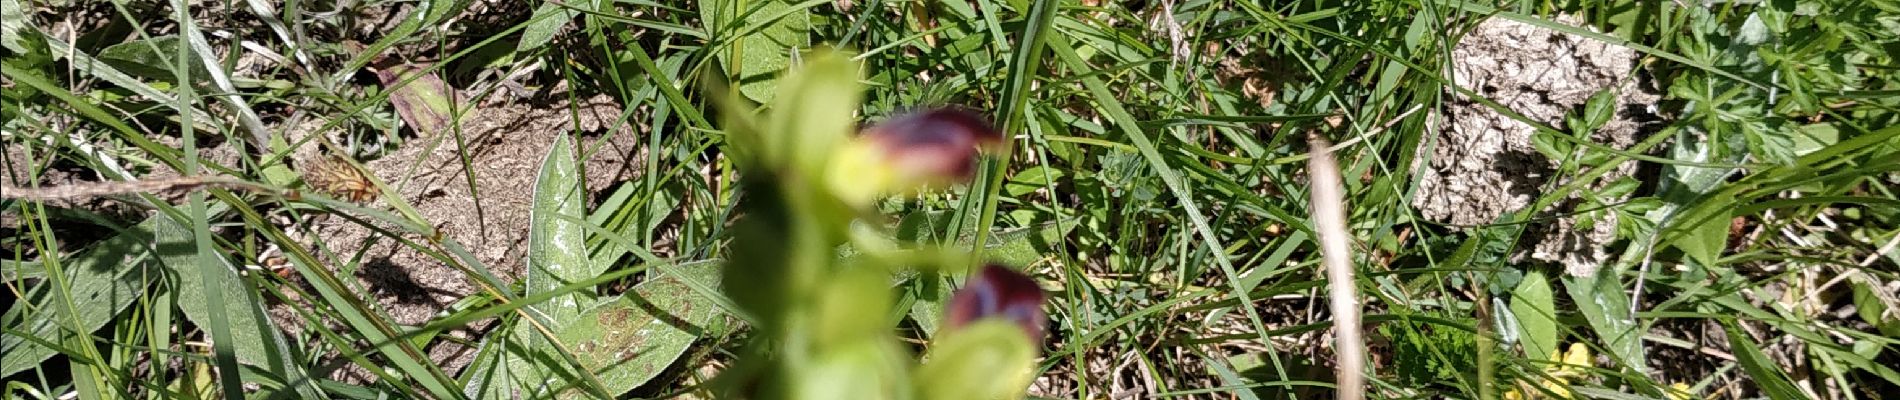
<box><xmin>275</xmin><ymin>92</ymin><xmax>646</xmax><ymax>378</ymax></box>
<box><xmin>1415</xmin><ymin>16</ymin><xmax>1661</xmax><ymax>276</ymax></box>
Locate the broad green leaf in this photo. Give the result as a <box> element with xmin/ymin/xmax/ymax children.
<box><xmin>1580</xmin><ymin>89</ymin><xmax>1618</xmax><ymax>131</ymax></box>
<box><xmin>1646</xmin><ymin>129</ymin><xmax>1738</xmax><ymax>268</ymax></box>
<box><xmin>702</xmin><ymin>0</ymin><xmax>810</xmax><ymax>103</ymax></box>
<box><xmin>551</xmin><ymin>263</ymin><xmax>726</xmax><ymax>398</ymax></box>
<box><xmin>96</xmin><ymin>35</ymin><xmax>211</xmax><ymax>83</ymax></box>
<box><xmin>1851</xmin><ymin>278</ymin><xmax>1900</xmax><ymax>336</ymax></box>
<box><xmin>1510</xmin><ymin>270</ymin><xmax>1558</xmax><ymax>360</ymax></box>
<box><xmin>155</xmin><ymin>215</ymin><xmax>282</xmax><ymax>370</ymax></box>
<box><xmin>1723</xmin><ymin>322</ymin><xmax>1805</xmax><ymax>400</ymax></box>
<box><xmin>0</xmin><ymin>0</ymin><xmax>34</xmax><ymax>53</ymax></box>
<box><xmin>1563</xmin><ymin>270</ymin><xmax>1643</xmax><ymax>372</ymax></box>
<box><xmin>0</xmin><ymin>217</ymin><xmax>157</xmax><ymax>377</ymax></box>
<box><xmin>375</xmin><ymin>62</ymin><xmax>457</xmax><ymax>136</ymax></box>
<box><xmin>1203</xmin><ymin>354</ymin><xmax>1264</xmax><ymax>400</ymax></box>
<box><xmin>480</xmin><ymin>133</ymin><xmax>603</xmax><ymax>399</ymax></box>
<box><xmin>1672</xmin><ymin>201</ymin><xmax>1732</xmax><ymax>268</ymax></box>
<box><xmin>0</xmin><ymin>259</ymin><xmax>41</xmax><ymax>282</ymax></box>
<box><xmin>524</xmin><ymin>133</ymin><xmax>601</xmax><ymax>330</ymax></box>
<box><xmin>909</xmin><ymin>277</ymin><xmax>952</xmax><ymax>338</ymax></box>
<box><xmin>1791</xmin><ymin>123</ymin><xmax>1840</xmax><ymax>157</ymax></box>
<box><xmin>0</xmin><ymin>0</ymin><xmax>50</xmax><ymax>101</ymax></box>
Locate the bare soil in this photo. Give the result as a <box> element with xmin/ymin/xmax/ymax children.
<box><xmin>275</xmin><ymin>92</ymin><xmax>646</xmax><ymax>378</ymax></box>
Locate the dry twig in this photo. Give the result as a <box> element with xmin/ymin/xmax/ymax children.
<box><xmin>1307</xmin><ymin>133</ymin><xmax>1365</xmax><ymax>400</ymax></box>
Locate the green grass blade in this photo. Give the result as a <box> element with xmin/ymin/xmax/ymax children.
<box><xmin>1046</xmin><ymin>34</ymin><xmax>1292</xmax><ymax>387</ymax></box>
<box><xmin>966</xmin><ymin>0</ymin><xmax>1058</xmax><ymax>262</ymax></box>
<box><xmin>1722</xmin><ymin>321</ymin><xmax>1808</xmax><ymax>400</ymax></box>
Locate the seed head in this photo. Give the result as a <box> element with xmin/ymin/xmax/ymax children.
<box><xmin>301</xmin><ymin>155</ymin><xmax>379</xmax><ymax>203</ymax></box>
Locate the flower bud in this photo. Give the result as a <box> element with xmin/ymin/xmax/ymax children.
<box><xmin>943</xmin><ymin>264</ymin><xmax>1046</xmax><ymax>344</ymax></box>
<box><xmin>826</xmin><ymin>108</ymin><xmax>1003</xmax><ymax>207</ymax></box>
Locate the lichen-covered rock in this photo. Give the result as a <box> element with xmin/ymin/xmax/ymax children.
<box><xmin>1415</xmin><ymin>16</ymin><xmax>1661</xmax><ymax>276</ymax></box>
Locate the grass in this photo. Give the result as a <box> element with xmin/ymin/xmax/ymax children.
<box><xmin>3</xmin><ymin>0</ymin><xmax>1898</xmax><ymax>399</ymax></box>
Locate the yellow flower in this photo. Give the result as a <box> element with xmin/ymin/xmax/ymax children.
<box><xmin>1504</xmin><ymin>342</ymin><xmax>1593</xmax><ymax>399</ymax></box>
<box><xmin>1665</xmin><ymin>382</ymin><xmax>1695</xmax><ymax>400</ymax></box>
<box><xmin>1554</xmin><ymin>343</ymin><xmax>1592</xmax><ymax>376</ymax></box>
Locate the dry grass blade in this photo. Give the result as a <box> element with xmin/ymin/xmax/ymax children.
<box><xmin>1307</xmin><ymin>132</ymin><xmax>1365</xmax><ymax>400</ymax></box>
<box><xmin>1</xmin><ymin>176</ymin><xmax>272</xmax><ymax>200</ymax></box>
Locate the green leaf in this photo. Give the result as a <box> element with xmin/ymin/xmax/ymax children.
<box><xmin>1563</xmin><ymin>269</ymin><xmax>1643</xmax><ymax>372</ymax></box>
<box><xmin>1851</xmin><ymin>278</ymin><xmax>1900</xmax><ymax>336</ymax></box>
<box><xmin>0</xmin><ymin>217</ymin><xmax>157</xmax><ymax>377</ymax></box>
<box><xmin>0</xmin><ymin>0</ymin><xmax>37</xmax><ymax>54</ymax></box>
<box><xmin>1672</xmin><ymin>196</ymin><xmax>1734</xmax><ymax>269</ymax></box>
<box><xmin>702</xmin><ymin>0</ymin><xmax>811</xmax><ymax>103</ymax></box>
<box><xmin>155</xmin><ymin>215</ymin><xmax>283</xmax><ymax>370</ymax></box>
<box><xmin>518</xmin><ymin>1</ymin><xmax>580</xmax><ymax>53</ymax></box>
<box><xmin>524</xmin><ymin>133</ymin><xmax>602</xmax><ymax>330</ymax></box>
<box><xmin>1510</xmin><ymin>270</ymin><xmax>1559</xmax><ymax>360</ymax></box>
<box><xmin>96</xmin><ymin>35</ymin><xmax>211</xmax><ymax>83</ymax></box>
<box><xmin>1581</xmin><ymin>88</ymin><xmax>1618</xmax><ymax>131</ymax></box>
<box><xmin>1723</xmin><ymin>321</ymin><xmax>1805</xmax><ymax>400</ymax></box>
<box><xmin>374</xmin><ymin>62</ymin><xmax>457</xmax><ymax>136</ymax></box>
<box><xmin>1530</xmin><ymin>131</ymin><xmax>1574</xmax><ymax>162</ymax></box>
<box><xmin>1203</xmin><ymin>354</ymin><xmax>1263</xmax><ymax>400</ymax></box>
<box><xmin>1743</xmin><ymin>119</ymin><xmax>1799</xmax><ymax>165</ymax></box>
<box><xmin>1635</xmin><ymin>128</ymin><xmax>1736</xmax><ymax>273</ymax></box>
<box><xmin>0</xmin><ymin>0</ymin><xmax>49</xmax><ymax>101</ymax></box>
<box><xmin>479</xmin><ymin>133</ymin><xmax>609</xmax><ymax>399</ymax></box>
<box><xmin>551</xmin><ymin>263</ymin><xmax>726</xmax><ymax>398</ymax></box>
<box><xmin>1791</xmin><ymin>123</ymin><xmax>1840</xmax><ymax>157</ymax></box>
<box><xmin>1004</xmin><ymin>166</ymin><xmax>1065</xmax><ymax>197</ymax></box>
<box><xmin>0</xmin><ymin>259</ymin><xmax>42</xmax><ymax>282</ymax></box>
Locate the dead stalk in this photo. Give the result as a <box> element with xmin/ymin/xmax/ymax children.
<box><xmin>1</xmin><ymin>176</ymin><xmax>270</xmax><ymax>201</ymax></box>
<box><xmin>1307</xmin><ymin>132</ymin><xmax>1365</xmax><ymax>400</ymax></box>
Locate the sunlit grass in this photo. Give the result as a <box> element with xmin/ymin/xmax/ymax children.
<box><xmin>2</xmin><ymin>0</ymin><xmax>1896</xmax><ymax>399</ymax></box>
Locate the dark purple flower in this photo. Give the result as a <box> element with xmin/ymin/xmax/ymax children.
<box><xmin>944</xmin><ymin>264</ymin><xmax>1046</xmax><ymax>344</ymax></box>
<box><xmin>859</xmin><ymin>108</ymin><xmax>1004</xmax><ymax>184</ymax></box>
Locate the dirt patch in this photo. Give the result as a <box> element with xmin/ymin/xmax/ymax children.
<box><xmin>275</xmin><ymin>92</ymin><xmax>645</xmax><ymax>378</ymax></box>
<box><xmin>1414</xmin><ymin>16</ymin><xmax>1661</xmax><ymax>276</ymax></box>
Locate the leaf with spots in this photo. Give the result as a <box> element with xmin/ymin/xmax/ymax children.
<box><xmin>552</xmin><ymin>263</ymin><xmax>727</xmax><ymax>398</ymax></box>
<box><xmin>471</xmin><ymin>133</ymin><xmax>612</xmax><ymax>399</ymax></box>
<box><xmin>525</xmin><ymin>133</ymin><xmax>601</xmax><ymax>333</ymax></box>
